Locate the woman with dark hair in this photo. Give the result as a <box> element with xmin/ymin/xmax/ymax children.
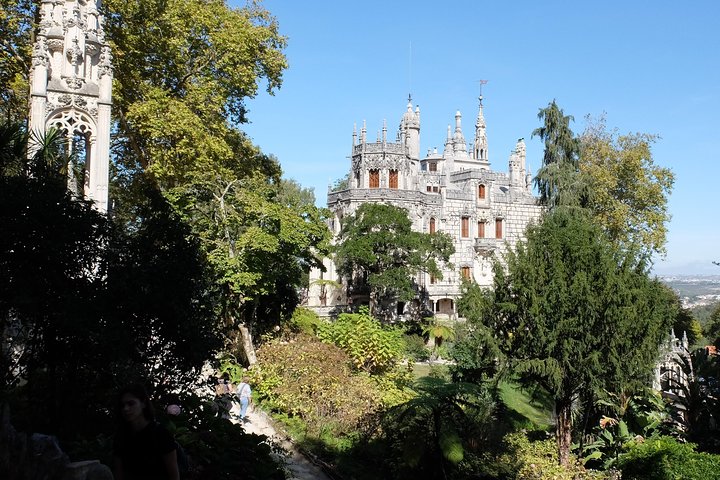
<box><xmin>113</xmin><ymin>384</ymin><xmax>180</xmax><ymax>480</ymax></box>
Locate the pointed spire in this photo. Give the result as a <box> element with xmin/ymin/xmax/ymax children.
<box><xmin>382</xmin><ymin>119</ymin><xmax>387</xmax><ymax>143</ymax></box>
<box><xmin>352</xmin><ymin>123</ymin><xmax>358</xmax><ymax>146</ymax></box>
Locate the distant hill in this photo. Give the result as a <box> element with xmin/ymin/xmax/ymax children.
<box><xmin>659</xmin><ymin>275</ymin><xmax>720</xmax><ymax>309</ymax></box>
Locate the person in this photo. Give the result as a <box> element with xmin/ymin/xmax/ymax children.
<box><xmin>113</xmin><ymin>384</ymin><xmax>180</xmax><ymax>480</ymax></box>
<box><xmin>236</xmin><ymin>376</ymin><xmax>252</xmax><ymax>423</ymax></box>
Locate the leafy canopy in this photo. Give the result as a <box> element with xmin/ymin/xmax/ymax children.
<box><xmin>334</xmin><ymin>203</ymin><xmax>454</xmax><ymax>317</ymax></box>
<box><xmin>457</xmin><ymin>208</ymin><xmax>676</xmax><ymax>464</ymax></box>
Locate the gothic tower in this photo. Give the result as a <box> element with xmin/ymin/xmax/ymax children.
<box><xmin>473</xmin><ymin>95</ymin><xmax>490</xmax><ymax>168</ymax></box>
<box><xmin>29</xmin><ymin>0</ymin><xmax>113</xmax><ymax>212</ymax></box>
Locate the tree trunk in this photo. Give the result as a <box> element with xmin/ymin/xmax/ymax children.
<box><xmin>556</xmin><ymin>398</ymin><xmax>573</xmax><ymax>467</ymax></box>
<box><xmin>237</xmin><ymin>323</ymin><xmax>257</xmax><ymax>366</ymax></box>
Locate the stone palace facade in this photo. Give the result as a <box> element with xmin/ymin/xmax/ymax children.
<box><xmin>307</xmin><ymin>96</ymin><xmax>543</xmax><ymax>319</ymax></box>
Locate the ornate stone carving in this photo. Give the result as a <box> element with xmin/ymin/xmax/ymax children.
<box><xmin>47</xmin><ymin>38</ymin><xmax>64</xmax><ymax>53</ymax></box>
<box><xmin>85</xmin><ymin>44</ymin><xmax>99</xmax><ymax>57</ymax></box>
<box><xmin>32</xmin><ymin>37</ymin><xmax>49</xmax><ymax>67</ymax></box>
<box><xmin>98</xmin><ymin>46</ymin><xmax>113</xmax><ymax>78</ymax></box>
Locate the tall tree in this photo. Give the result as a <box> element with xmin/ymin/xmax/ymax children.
<box><xmin>463</xmin><ymin>208</ymin><xmax>675</xmax><ymax>465</ymax></box>
<box><xmin>0</xmin><ymin>0</ymin><xmax>33</xmax><ymax>121</ymax></box>
<box><xmin>532</xmin><ymin>100</ymin><xmax>582</xmax><ymax>208</ymax></box>
<box><xmin>334</xmin><ymin>203</ymin><xmax>454</xmax><ymax>320</ymax></box>
<box><xmin>580</xmin><ymin>116</ymin><xmax>674</xmax><ymax>256</ymax></box>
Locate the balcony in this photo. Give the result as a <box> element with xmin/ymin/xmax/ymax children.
<box><xmin>474</xmin><ymin>237</ymin><xmax>500</xmax><ymax>256</ymax></box>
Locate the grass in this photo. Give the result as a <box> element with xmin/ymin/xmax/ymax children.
<box><xmin>411</xmin><ymin>362</ymin><xmax>450</xmax><ymax>380</ymax></box>
<box><xmin>498</xmin><ymin>379</ymin><xmax>554</xmax><ymax>430</ymax></box>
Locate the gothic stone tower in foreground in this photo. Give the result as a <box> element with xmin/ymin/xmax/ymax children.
<box><xmin>307</xmin><ymin>96</ymin><xmax>543</xmax><ymax>319</ymax></box>
<box><xmin>29</xmin><ymin>0</ymin><xmax>113</xmax><ymax>212</ymax></box>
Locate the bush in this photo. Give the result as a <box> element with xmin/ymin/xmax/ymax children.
<box><xmin>481</xmin><ymin>432</ymin><xmax>610</xmax><ymax>480</ymax></box>
<box><xmin>617</xmin><ymin>436</ymin><xmax>720</xmax><ymax>480</ymax></box>
<box><xmin>403</xmin><ymin>334</ymin><xmax>430</xmax><ymax>362</ymax></box>
<box><xmin>253</xmin><ymin>334</ymin><xmax>386</xmax><ymax>437</ymax></box>
<box><xmin>289</xmin><ymin>307</ymin><xmax>322</xmax><ymax>335</ymax></box>
<box><xmin>317</xmin><ymin>307</ymin><xmax>404</xmax><ymax>374</ymax></box>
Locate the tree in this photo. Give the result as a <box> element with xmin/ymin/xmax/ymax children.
<box><xmin>103</xmin><ymin>0</ymin><xmax>287</xmax><ymax>185</ymax></box>
<box><xmin>465</xmin><ymin>208</ymin><xmax>675</xmax><ymax>466</ymax></box>
<box><xmin>580</xmin><ymin>117</ymin><xmax>674</xmax><ymax>256</ymax></box>
<box><xmin>0</xmin><ymin>0</ymin><xmax>33</xmax><ymax>121</ymax></box>
<box><xmin>0</xmin><ymin>124</ymin><xmax>222</xmax><ymax>438</ymax></box>
<box><xmin>532</xmin><ymin>100</ymin><xmax>582</xmax><ymax>208</ymax></box>
<box><xmin>532</xmin><ymin>103</ymin><xmax>674</xmax><ymax>257</ymax></box>
<box><xmin>334</xmin><ymin>203</ymin><xmax>454</xmax><ymax>320</ymax></box>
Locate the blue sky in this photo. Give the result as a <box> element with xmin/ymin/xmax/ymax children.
<box><xmin>235</xmin><ymin>0</ymin><xmax>720</xmax><ymax>275</ymax></box>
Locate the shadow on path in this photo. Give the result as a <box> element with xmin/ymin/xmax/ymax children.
<box><xmin>229</xmin><ymin>403</ymin><xmax>332</xmax><ymax>480</ymax></box>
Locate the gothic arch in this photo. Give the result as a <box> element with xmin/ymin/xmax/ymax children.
<box><xmin>46</xmin><ymin>107</ymin><xmax>97</xmax><ymax>141</ymax></box>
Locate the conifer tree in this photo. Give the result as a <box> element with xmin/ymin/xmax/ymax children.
<box><xmin>467</xmin><ymin>208</ymin><xmax>675</xmax><ymax>465</ymax></box>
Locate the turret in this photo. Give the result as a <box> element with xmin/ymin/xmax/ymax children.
<box><xmin>473</xmin><ymin>95</ymin><xmax>490</xmax><ymax>168</ymax></box>
<box><xmin>402</xmin><ymin>96</ymin><xmax>420</xmax><ymax>160</ymax></box>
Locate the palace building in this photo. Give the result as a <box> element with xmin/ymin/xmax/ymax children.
<box><xmin>307</xmin><ymin>95</ymin><xmax>543</xmax><ymax>319</ymax></box>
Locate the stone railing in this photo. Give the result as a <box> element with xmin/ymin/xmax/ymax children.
<box><xmin>474</xmin><ymin>237</ymin><xmax>500</xmax><ymax>256</ymax></box>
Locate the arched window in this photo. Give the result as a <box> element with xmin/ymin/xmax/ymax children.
<box><xmin>478</xmin><ymin>184</ymin><xmax>486</xmax><ymax>199</ymax></box>
<box><xmin>369</xmin><ymin>169</ymin><xmax>379</xmax><ymax>188</ymax></box>
<box><xmin>461</xmin><ymin>266</ymin><xmax>471</xmax><ymax>279</ymax></box>
<box><xmin>429</xmin><ymin>217</ymin><xmax>436</xmax><ymax>234</ymax></box>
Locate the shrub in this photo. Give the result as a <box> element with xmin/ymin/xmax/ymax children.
<box><xmin>253</xmin><ymin>334</ymin><xmax>386</xmax><ymax>436</ymax></box>
<box><xmin>289</xmin><ymin>307</ymin><xmax>322</xmax><ymax>335</ymax></box>
<box><xmin>403</xmin><ymin>334</ymin><xmax>430</xmax><ymax>362</ymax></box>
<box><xmin>490</xmin><ymin>432</ymin><xmax>610</xmax><ymax>480</ymax></box>
<box><xmin>317</xmin><ymin>307</ymin><xmax>404</xmax><ymax>374</ymax></box>
<box><xmin>617</xmin><ymin>436</ymin><xmax>720</xmax><ymax>480</ymax></box>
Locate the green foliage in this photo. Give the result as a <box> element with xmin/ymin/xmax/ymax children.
<box><xmin>1</xmin><ymin>125</ymin><xmax>221</xmax><ymax>439</ymax></box>
<box><xmin>403</xmin><ymin>334</ymin><xmax>431</xmax><ymax>362</ymax></box>
<box><xmin>382</xmin><ymin>377</ymin><xmax>497</xmax><ymax>479</ymax></box>
<box><xmin>497</xmin><ymin>432</ymin><xmax>610</xmax><ymax>480</ymax></box>
<box><xmin>617</xmin><ymin>436</ymin><xmax>720</xmax><ymax>480</ymax></box>
<box><xmin>289</xmin><ymin>307</ymin><xmax>322</xmax><ymax>335</ymax></box>
<box><xmin>705</xmin><ymin>302</ymin><xmax>720</xmax><ymax>346</ymax></box>
<box><xmin>105</xmin><ymin>0</ymin><xmax>287</xmax><ymax>180</ymax></box>
<box><xmin>334</xmin><ymin>203</ymin><xmax>454</xmax><ymax>319</ymax></box>
<box><xmin>0</xmin><ymin>0</ymin><xmax>33</xmax><ymax>121</ymax></box>
<box><xmin>317</xmin><ymin>307</ymin><xmax>405</xmax><ymax>375</ymax></box>
<box><xmin>580</xmin><ymin>116</ymin><xmax>674</xmax><ymax>256</ymax></box>
<box><xmin>253</xmin><ymin>334</ymin><xmax>387</xmax><ymax>437</ymax></box>
<box><xmin>462</xmin><ymin>208</ymin><xmax>676</xmax><ymax>464</ymax></box>
<box><xmin>532</xmin><ymin>100</ymin><xmax>582</xmax><ymax>208</ymax></box>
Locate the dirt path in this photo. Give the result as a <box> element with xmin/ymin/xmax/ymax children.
<box><xmin>229</xmin><ymin>404</ymin><xmax>332</xmax><ymax>480</ymax></box>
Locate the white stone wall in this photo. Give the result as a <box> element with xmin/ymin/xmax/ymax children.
<box><xmin>306</xmin><ymin>100</ymin><xmax>544</xmax><ymax>318</ymax></box>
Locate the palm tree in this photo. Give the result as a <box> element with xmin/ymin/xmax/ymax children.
<box><xmin>423</xmin><ymin>320</ymin><xmax>455</xmax><ymax>361</ymax></box>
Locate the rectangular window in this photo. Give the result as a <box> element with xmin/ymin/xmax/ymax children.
<box><xmin>432</xmin><ymin>186</ymin><xmax>439</xmax><ymax>193</ymax></box>
<box><xmin>478</xmin><ymin>184</ymin><xmax>486</xmax><ymax>199</ymax></box>
<box><xmin>477</xmin><ymin>221</ymin><xmax>485</xmax><ymax>238</ymax></box>
<box><xmin>461</xmin><ymin>266</ymin><xmax>471</xmax><ymax>279</ymax></box>
<box><xmin>495</xmin><ymin>218</ymin><xmax>503</xmax><ymax>239</ymax></box>
<box><xmin>430</xmin><ymin>275</ymin><xmax>437</xmax><ymax>284</ymax></box>
<box><xmin>389</xmin><ymin>169</ymin><xmax>398</xmax><ymax>189</ymax></box>
<box><xmin>461</xmin><ymin>217</ymin><xmax>469</xmax><ymax>238</ymax></box>
<box><xmin>369</xmin><ymin>169</ymin><xmax>379</xmax><ymax>188</ymax></box>
<box><xmin>429</xmin><ymin>162</ymin><xmax>437</xmax><ymax>172</ymax></box>
<box><xmin>427</xmin><ymin>185</ymin><xmax>432</xmax><ymax>192</ymax></box>
<box><xmin>429</xmin><ymin>217</ymin><xmax>436</xmax><ymax>234</ymax></box>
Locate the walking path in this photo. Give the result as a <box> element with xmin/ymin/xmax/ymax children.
<box><xmin>229</xmin><ymin>403</ymin><xmax>332</xmax><ymax>480</ymax></box>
